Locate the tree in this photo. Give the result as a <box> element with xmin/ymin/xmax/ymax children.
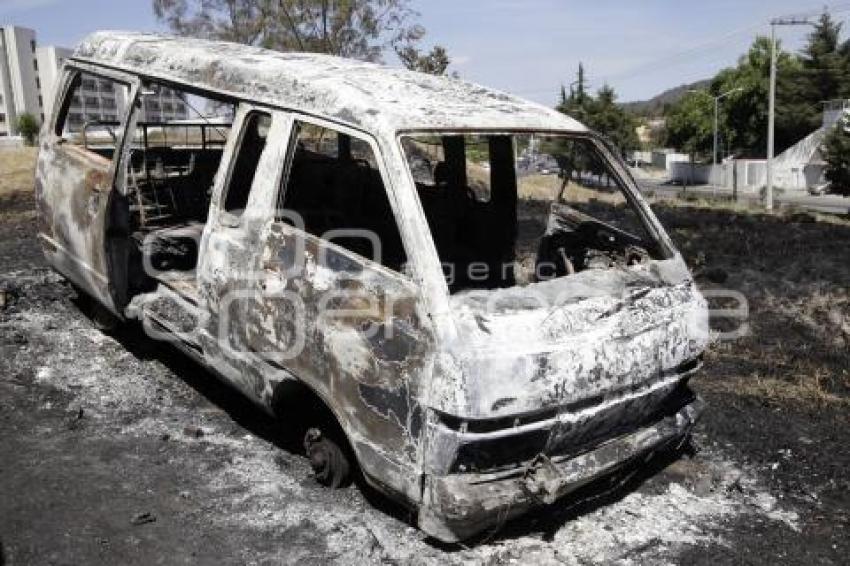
<box><xmin>711</xmin><ymin>36</ymin><xmax>813</xmax><ymax>158</ymax></box>
<box><xmin>585</xmin><ymin>85</ymin><xmax>639</xmax><ymax>155</ymax></box>
<box><xmin>801</xmin><ymin>12</ymin><xmax>847</xmax><ymax>103</ymax></box>
<box><xmin>555</xmin><ymin>65</ymin><xmax>638</xmax><ymax>167</ymax></box>
<box><xmin>664</xmin><ymin>90</ymin><xmax>714</xmax><ymax>162</ymax></box>
<box><xmin>396</xmin><ymin>44</ymin><xmax>452</xmax><ymax>75</ymax></box>
<box><xmin>573</xmin><ymin>62</ymin><xmax>587</xmax><ymax>105</ymax></box>
<box><xmin>822</xmin><ymin>120</ymin><xmax>850</xmax><ymax>196</ymax></box>
<box><xmin>557</xmin><ymin>63</ymin><xmax>591</xmax><ymax>125</ymax></box>
<box><xmin>152</xmin><ymin>0</ymin><xmax>425</xmax><ymax>62</ymax></box>
<box><xmin>15</xmin><ymin>113</ymin><xmax>39</xmax><ymax>146</ymax></box>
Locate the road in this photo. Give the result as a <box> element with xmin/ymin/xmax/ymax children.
<box><xmin>636</xmin><ymin>176</ymin><xmax>850</xmax><ymax>216</ymax></box>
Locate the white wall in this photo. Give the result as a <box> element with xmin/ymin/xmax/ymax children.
<box><xmin>669</xmin><ymin>161</ymin><xmax>711</xmax><ymax>184</ymax></box>
<box><xmin>629</xmin><ymin>150</ymin><xmax>651</xmax><ymax>164</ymax></box>
<box><xmin>650</xmin><ymin>149</ymin><xmax>689</xmax><ymax>172</ymax></box>
<box><xmin>0</xmin><ymin>135</ymin><xmax>23</xmax><ymax>147</ymax></box>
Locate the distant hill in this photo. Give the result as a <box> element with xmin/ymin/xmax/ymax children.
<box><xmin>621</xmin><ymin>79</ymin><xmax>711</xmax><ymax>117</ymax></box>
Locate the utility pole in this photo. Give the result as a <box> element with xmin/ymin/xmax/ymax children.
<box><xmin>714</xmin><ymin>95</ymin><xmax>720</xmax><ymax>166</ymax></box>
<box><xmin>767</xmin><ymin>16</ymin><xmax>814</xmax><ymax>211</ymax></box>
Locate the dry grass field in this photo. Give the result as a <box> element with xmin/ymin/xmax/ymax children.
<box><xmin>0</xmin><ymin>147</ymin><xmax>37</xmax><ymax>198</ymax></box>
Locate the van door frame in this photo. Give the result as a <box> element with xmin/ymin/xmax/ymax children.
<box><xmin>195</xmin><ymin>104</ymin><xmax>293</xmax><ymax>401</ymax></box>
<box><xmin>249</xmin><ymin>112</ymin><xmax>433</xmax><ymax>503</ymax></box>
<box><xmin>40</xmin><ymin>60</ymin><xmax>140</xmax><ymax>315</ymax></box>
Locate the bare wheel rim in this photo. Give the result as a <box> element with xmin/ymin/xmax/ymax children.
<box><xmin>304</xmin><ymin>427</ymin><xmax>350</xmax><ymax>488</ymax></box>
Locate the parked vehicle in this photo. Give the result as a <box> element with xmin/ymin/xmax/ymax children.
<box><xmin>35</xmin><ymin>31</ymin><xmax>709</xmax><ymax>542</ymax></box>
<box><xmin>809</xmin><ymin>182</ymin><xmax>829</xmax><ymax>196</ymax></box>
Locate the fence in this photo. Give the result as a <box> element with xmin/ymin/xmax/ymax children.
<box><xmin>0</xmin><ymin>136</ymin><xmax>24</xmax><ymax>149</ymax></box>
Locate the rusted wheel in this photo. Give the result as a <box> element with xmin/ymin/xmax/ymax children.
<box><xmin>304</xmin><ymin>427</ymin><xmax>351</xmax><ymax>488</ymax></box>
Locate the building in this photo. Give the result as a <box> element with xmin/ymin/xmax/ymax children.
<box><xmin>716</xmin><ymin>100</ymin><xmax>849</xmax><ymax>194</ymax></box>
<box><xmin>35</xmin><ymin>45</ymin><xmax>71</xmax><ymax>118</ymax></box>
<box><xmin>138</xmin><ymin>86</ymin><xmax>190</xmax><ymax>122</ymax></box>
<box><xmin>768</xmin><ymin>99</ymin><xmax>849</xmax><ymax>192</ymax></box>
<box><xmin>635</xmin><ymin>118</ymin><xmax>665</xmax><ymax>146</ymax></box>
<box><xmin>650</xmin><ymin>148</ymin><xmax>689</xmax><ymax>172</ymax></box>
<box><xmin>62</xmin><ymin>73</ymin><xmax>124</xmax><ymax>131</ymax></box>
<box><xmin>1</xmin><ymin>25</ymin><xmax>190</xmax><ymax>139</ymax></box>
<box><xmin>0</xmin><ymin>26</ymin><xmax>43</xmax><ymax>136</ymax></box>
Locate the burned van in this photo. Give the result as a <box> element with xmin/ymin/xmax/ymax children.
<box><xmin>35</xmin><ymin>31</ymin><xmax>709</xmax><ymax>542</ymax></box>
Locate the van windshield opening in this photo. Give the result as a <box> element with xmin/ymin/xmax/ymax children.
<box><xmin>400</xmin><ymin>133</ymin><xmax>663</xmax><ymax>294</ymax></box>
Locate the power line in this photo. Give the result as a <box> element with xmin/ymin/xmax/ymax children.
<box><xmin>512</xmin><ymin>21</ymin><xmax>767</xmax><ymax>98</ymax></box>
<box><xmin>598</xmin><ymin>25</ymin><xmax>765</xmax><ymax>85</ymax></box>
<box><xmin>510</xmin><ymin>2</ymin><xmax>850</xmax><ymax>101</ymax></box>
<box><xmin>610</xmin><ymin>3</ymin><xmax>850</xmax><ymax>83</ymax></box>
<box><xmin>772</xmin><ymin>1</ymin><xmax>850</xmax><ymax>22</ymax></box>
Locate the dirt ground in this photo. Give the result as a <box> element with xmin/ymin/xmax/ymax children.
<box><xmin>1</xmin><ymin>157</ymin><xmax>848</xmax><ymax>564</ymax></box>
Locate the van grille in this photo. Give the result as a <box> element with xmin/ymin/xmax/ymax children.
<box><xmin>449</xmin><ymin>380</ymin><xmax>696</xmax><ymax>474</ymax></box>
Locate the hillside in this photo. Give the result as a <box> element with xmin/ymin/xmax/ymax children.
<box><xmin>622</xmin><ymin>79</ymin><xmax>711</xmax><ymax>117</ymax></box>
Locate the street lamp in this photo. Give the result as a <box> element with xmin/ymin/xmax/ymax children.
<box><xmin>688</xmin><ymin>87</ymin><xmax>742</xmax><ymax>165</ymax></box>
<box><xmin>713</xmin><ymin>87</ymin><xmax>742</xmax><ymax>165</ymax></box>
<box><xmin>766</xmin><ymin>16</ymin><xmax>815</xmax><ymax>211</ymax></box>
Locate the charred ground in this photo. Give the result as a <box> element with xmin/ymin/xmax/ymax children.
<box><xmin>1</xmin><ymin>167</ymin><xmax>848</xmax><ymax>564</ymax></box>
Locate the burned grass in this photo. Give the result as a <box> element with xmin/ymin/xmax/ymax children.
<box><xmin>1</xmin><ymin>146</ymin><xmax>848</xmax><ymax>561</ymax></box>
<box><xmin>649</xmin><ymin>202</ymin><xmax>850</xmax><ymax>562</ymax></box>
<box><xmin>654</xmin><ymin>203</ymin><xmax>850</xmax><ymax>409</ymax></box>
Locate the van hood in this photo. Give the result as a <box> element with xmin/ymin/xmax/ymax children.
<box><xmin>426</xmin><ymin>256</ymin><xmax>710</xmax><ymax>419</ymax></box>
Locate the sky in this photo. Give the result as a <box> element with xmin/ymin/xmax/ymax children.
<box><xmin>1</xmin><ymin>0</ymin><xmax>846</xmax><ymax>106</ymax></box>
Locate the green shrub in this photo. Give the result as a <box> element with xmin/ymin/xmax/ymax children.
<box><xmin>15</xmin><ymin>113</ymin><xmax>40</xmax><ymax>146</ymax></box>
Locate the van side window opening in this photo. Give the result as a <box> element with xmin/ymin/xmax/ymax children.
<box><xmin>224</xmin><ymin>112</ymin><xmax>271</xmax><ymax>215</ymax></box>
<box><xmin>55</xmin><ymin>70</ymin><xmax>130</xmax><ymax>159</ymax></box>
<box><xmin>401</xmin><ymin>134</ymin><xmax>659</xmax><ymax>293</ymax></box>
<box><xmin>122</xmin><ymin>83</ymin><xmax>237</xmax><ymax>295</ymax></box>
<box><xmin>464</xmin><ymin>136</ymin><xmax>492</xmax><ymax>202</ymax></box>
<box><xmin>126</xmin><ymin>83</ymin><xmax>235</xmax><ymax>231</ymax></box>
<box><xmin>278</xmin><ymin>121</ymin><xmax>408</xmax><ymax>273</ymax></box>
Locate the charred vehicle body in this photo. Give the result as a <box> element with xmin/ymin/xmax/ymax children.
<box><xmin>35</xmin><ymin>32</ymin><xmax>709</xmax><ymax>542</ymax></box>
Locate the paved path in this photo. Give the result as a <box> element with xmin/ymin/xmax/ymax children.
<box><xmin>634</xmin><ymin>174</ymin><xmax>850</xmax><ymax>216</ymax></box>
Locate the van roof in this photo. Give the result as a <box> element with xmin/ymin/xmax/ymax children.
<box><xmin>74</xmin><ymin>31</ymin><xmax>586</xmax><ymax>134</ymax></box>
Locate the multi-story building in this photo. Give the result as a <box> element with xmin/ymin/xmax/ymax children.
<box><xmin>0</xmin><ymin>26</ymin><xmax>43</xmax><ymax>136</ymax></box>
<box><xmin>138</xmin><ymin>86</ymin><xmax>190</xmax><ymax>123</ymax></box>
<box><xmin>35</xmin><ymin>45</ymin><xmax>71</xmax><ymax>118</ymax></box>
<box><xmin>63</xmin><ymin>73</ymin><xmax>124</xmax><ymax>131</ymax></box>
<box><xmin>1</xmin><ymin>25</ymin><xmax>190</xmax><ymax>138</ymax></box>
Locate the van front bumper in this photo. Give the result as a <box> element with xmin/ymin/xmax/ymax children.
<box><xmin>418</xmin><ymin>397</ymin><xmax>704</xmax><ymax>542</ymax></box>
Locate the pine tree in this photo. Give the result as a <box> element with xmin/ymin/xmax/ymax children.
<box><xmin>801</xmin><ymin>12</ymin><xmax>845</xmax><ymax>102</ymax></box>
<box><xmin>587</xmin><ymin>85</ymin><xmax>639</xmax><ymax>156</ymax></box>
<box><xmin>558</xmin><ymin>63</ymin><xmax>590</xmax><ymax>124</ymax></box>
<box><xmin>823</xmin><ymin>119</ymin><xmax>850</xmax><ymax>195</ymax></box>
<box><xmin>556</xmin><ymin>65</ymin><xmax>638</xmax><ymax>157</ymax></box>
<box><xmin>576</xmin><ymin>63</ymin><xmax>587</xmax><ymax>105</ymax></box>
